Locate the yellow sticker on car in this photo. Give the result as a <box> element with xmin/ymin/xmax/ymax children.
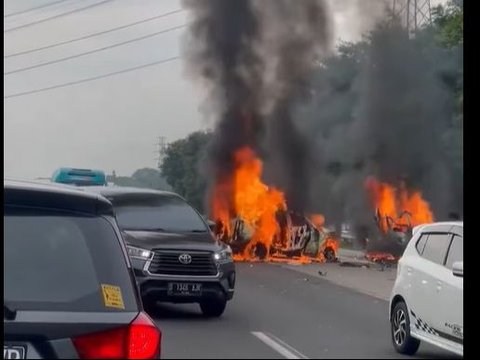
<box><xmin>101</xmin><ymin>284</ymin><xmax>125</xmax><ymax>309</ymax></box>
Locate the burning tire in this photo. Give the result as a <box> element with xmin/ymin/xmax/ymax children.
<box><xmin>323</xmin><ymin>247</ymin><xmax>337</xmax><ymax>262</ymax></box>
<box><xmin>253</xmin><ymin>243</ymin><xmax>268</xmax><ymax>260</ymax></box>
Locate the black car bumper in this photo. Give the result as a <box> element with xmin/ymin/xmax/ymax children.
<box><xmin>131</xmin><ymin>258</ymin><xmax>235</xmax><ymax>304</ymax></box>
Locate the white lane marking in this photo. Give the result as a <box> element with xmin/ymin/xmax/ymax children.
<box><xmin>251</xmin><ymin>331</ymin><xmax>309</xmax><ymax>359</ymax></box>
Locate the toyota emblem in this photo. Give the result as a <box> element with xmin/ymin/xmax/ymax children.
<box><xmin>178</xmin><ymin>253</ymin><xmax>192</xmax><ymax>264</ymax></box>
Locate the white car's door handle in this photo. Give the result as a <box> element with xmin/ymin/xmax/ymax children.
<box><xmin>436</xmin><ymin>281</ymin><xmax>442</xmax><ymax>291</ymax></box>
<box><xmin>421</xmin><ymin>279</ymin><xmax>428</xmax><ymax>285</ymax></box>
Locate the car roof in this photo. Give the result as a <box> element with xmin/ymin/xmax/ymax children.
<box><xmin>83</xmin><ymin>185</ymin><xmax>181</xmax><ymax>198</ymax></box>
<box><xmin>412</xmin><ymin>221</ymin><xmax>463</xmax><ymax>235</ymax></box>
<box><xmin>4</xmin><ymin>179</ymin><xmax>114</xmax><ymax>216</ymax></box>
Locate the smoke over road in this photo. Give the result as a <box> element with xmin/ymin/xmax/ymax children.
<box><xmin>302</xmin><ymin>19</ymin><xmax>462</xmax><ymax>241</ymax></box>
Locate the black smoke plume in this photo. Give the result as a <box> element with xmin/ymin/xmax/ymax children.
<box><xmin>182</xmin><ymin>0</ymin><xmax>265</xmax><ymax>216</ymax></box>
<box><xmin>183</xmin><ymin>0</ymin><xmax>332</xmax><ymax>215</ymax></box>
<box><xmin>260</xmin><ymin>0</ymin><xmax>332</xmax><ymax>213</ymax></box>
<box><xmin>299</xmin><ymin>18</ymin><xmax>462</xmax><ymax>247</ymax></box>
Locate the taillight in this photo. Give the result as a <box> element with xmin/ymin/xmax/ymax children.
<box><xmin>73</xmin><ymin>312</ymin><xmax>161</xmax><ymax>359</ymax></box>
<box><xmin>128</xmin><ymin>312</ymin><xmax>161</xmax><ymax>359</ymax></box>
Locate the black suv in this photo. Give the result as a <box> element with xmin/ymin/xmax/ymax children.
<box><xmin>4</xmin><ymin>180</ymin><xmax>161</xmax><ymax>359</ymax></box>
<box><xmin>85</xmin><ymin>186</ymin><xmax>236</xmax><ymax>317</ymax></box>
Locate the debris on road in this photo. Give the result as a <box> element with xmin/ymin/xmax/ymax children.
<box><xmin>365</xmin><ymin>252</ymin><xmax>396</xmax><ymax>263</ymax></box>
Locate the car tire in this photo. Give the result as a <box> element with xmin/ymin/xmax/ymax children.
<box><xmin>391</xmin><ymin>301</ymin><xmax>420</xmax><ymax>355</ymax></box>
<box><xmin>200</xmin><ymin>298</ymin><xmax>227</xmax><ymax>318</ymax></box>
<box><xmin>253</xmin><ymin>243</ymin><xmax>268</xmax><ymax>260</ymax></box>
<box><xmin>323</xmin><ymin>247</ymin><xmax>336</xmax><ymax>262</ymax></box>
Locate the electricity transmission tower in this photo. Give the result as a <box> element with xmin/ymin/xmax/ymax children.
<box><xmin>155</xmin><ymin>136</ymin><xmax>169</xmax><ymax>169</ymax></box>
<box><xmin>392</xmin><ymin>0</ymin><xmax>432</xmax><ymax>37</ymax></box>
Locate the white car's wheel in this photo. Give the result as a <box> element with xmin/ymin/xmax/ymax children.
<box><xmin>391</xmin><ymin>301</ymin><xmax>420</xmax><ymax>355</ymax></box>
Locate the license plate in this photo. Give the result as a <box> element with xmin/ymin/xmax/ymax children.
<box><xmin>167</xmin><ymin>282</ymin><xmax>202</xmax><ymax>296</ymax></box>
<box><xmin>4</xmin><ymin>345</ymin><xmax>26</xmax><ymax>359</ymax></box>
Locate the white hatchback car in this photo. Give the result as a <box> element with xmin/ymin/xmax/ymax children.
<box><xmin>389</xmin><ymin>222</ymin><xmax>463</xmax><ymax>356</ymax></box>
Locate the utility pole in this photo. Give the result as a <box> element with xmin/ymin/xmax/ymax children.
<box><xmin>392</xmin><ymin>0</ymin><xmax>432</xmax><ymax>38</ymax></box>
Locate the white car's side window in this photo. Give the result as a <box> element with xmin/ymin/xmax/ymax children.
<box><xmin>415</xmin><ymin>234</ymin><xmax>428</xmax><ymax>254</ymax></box>
<box><xmin>421</xmin><ymin>233</ymin><xmax>452</xmax><ymax>265</ymax></box>
<box><xmin>445</xmin><ymin>235</ymin><xmax>463</xmax><ymax>269</ymax></box>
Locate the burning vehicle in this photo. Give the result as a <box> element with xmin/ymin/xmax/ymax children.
<box><xmin>364</xmin><ymin>177</ymin><xmax>434</xmax><ymax>260</ymax></box>
<box><xmin>206</xmin><ymin>147</ymin><xmax>341</xmax><ymax>264</ymax></box>
<box><xmin>214</xmin><ymin>210</ymin><xmax>339</xmax><ymax>263</ymax></box>
<box><xmin>374</xmin><ymin>208</ymin><xmax>413</xmax><ymax>246</ymax></box>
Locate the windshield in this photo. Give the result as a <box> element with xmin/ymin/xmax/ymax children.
<box><xmin>4</xmin><ymin>206</ymin><xmax>137</xmax><ymax>312</ymax></box>
<box><xmin>112</xmin><ymin>194</ymin><xmax>208</xmax><ymax>233</ymax></box>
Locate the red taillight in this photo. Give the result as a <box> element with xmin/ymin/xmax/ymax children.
<box><xmin>73</xmin><ymin>327</ymin><xmax>128</xmax><ymax>359</ymax></box>
<box><xmin>128</xmin><ymin>312</ymin><xmax>161</xmax><ymax>359</ymax></box>
<box><xmin>73</xmin><ymin>312</ymin><xmax>161</xmax><ymax>359</ymax></box>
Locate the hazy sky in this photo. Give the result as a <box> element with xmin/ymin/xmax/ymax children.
<box><xmin>4</xmin><ymin>0</ymin><xmax>445</xmax><ymax>179</ymax></box>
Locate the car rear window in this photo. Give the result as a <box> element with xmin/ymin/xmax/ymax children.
<box><xmin>4</xmin><ymin>206</ymin><xmax>138</xmax><ymax>312</ymax></box>
<box><xmin>111</xmin><ymin>194</ymin><xmax>209</xmax><ymax>233</ymax></box>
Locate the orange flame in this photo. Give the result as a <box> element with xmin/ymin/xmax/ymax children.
<box><xmin>323</xmin><ymin>236</ymin><xmax>340</xmax><ymax>253</ymax></box>
<box><xmin>309</xmin><ymin>214</ymin><xmax>325</xmax><ymax>229</ymax></box>
<box><xmin>210</xmin><ymin>179</ymin><xmax>233</xmax><ymax>240</ymax></box>
<box><xmin>233</xmin><ymin>147</ymin><xmax>286</xmax><ymax>256</ymax></box>
<box><xmin>211</xmin><ymin>147</ymin><xmax>339</xmax><ymax>264</ymax></box>
<box><xmin>211</xmin><ymin>147</ymin><xmax>286</xmax><ymax>259</ymax></box>
<box><xmin>307</xmin><ymin>213</ymin><xmax>339</xmax><ymax>260</ymax></box>
<box><xmin>365</xmin><ymin>176</ymin><xmax>434</xmax><ymax>233</ymax></box>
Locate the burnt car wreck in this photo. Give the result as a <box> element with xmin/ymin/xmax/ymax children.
<box><xmin>365</xmin><ymin>209</ymin><xmax>414</xmax><ymax>262</ymax></box>
<box><xmin>213</xmin><ymin>210</ymin><xmax>339</xmax><ymax>262</ymax></box>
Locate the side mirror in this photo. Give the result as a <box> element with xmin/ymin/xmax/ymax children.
<box><xmin>452</xmin><ymin>261</ymin><xmax>463</xmax><ymax>277</ymax></box>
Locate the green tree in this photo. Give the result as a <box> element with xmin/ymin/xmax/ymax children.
<box><xmin>107</xmin><ymin>168</ymin><xmax>170</xmax><ymax>190</ymax></box>
<box><xmin>431</xmin><ymin>0</ymin><xmax>463</xmax><ymax>48</ymax></box>
<box><xmin>131</xmin><ymin>168</ymin><xmax>171</xmax><ymax>190</ymax></box>
<box><xmin>431</xmin><ymin>0</ymin><xmax>463</xmax><ymax>181</ymax></box>
<box><xmin>161</xmin><ymin>131</ymin><xmax>213</xmax><ymax>212</ymax></box>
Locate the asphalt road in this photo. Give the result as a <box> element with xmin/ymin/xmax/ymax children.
<box><xmin>151</xmin><ymin>263</ymin><xmax>458</xmax><ymax>359</ymax></box>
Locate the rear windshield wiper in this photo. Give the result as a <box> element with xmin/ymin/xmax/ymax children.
<box><xmin>4</xmin><ymin>303</ymin><xmax>17</xmax><ymax>320</ymax></box>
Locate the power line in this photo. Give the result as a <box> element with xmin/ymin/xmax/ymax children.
<box><xmin>5</xmin><ymin>0</ymin><xmax>71</xmax><ymax>18</ymax></box>
<box><xmin>5</xmin><ymin>9</ymin><xmax>184</xmax><ymax>58</ymax></box>
<box><xmin>4</xmin><ymin>0</ymin><xmax>114</xmax><ymax>33</ymax></box>
<box><xmin>4</xmin><ymin>24</ymin><xmax>186</xmax><ymax>75</ymax></box>
<box><xmin>4</xmin><ymin>55</ymin><xmax>181</xmax><ymax>99</ymax></box>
